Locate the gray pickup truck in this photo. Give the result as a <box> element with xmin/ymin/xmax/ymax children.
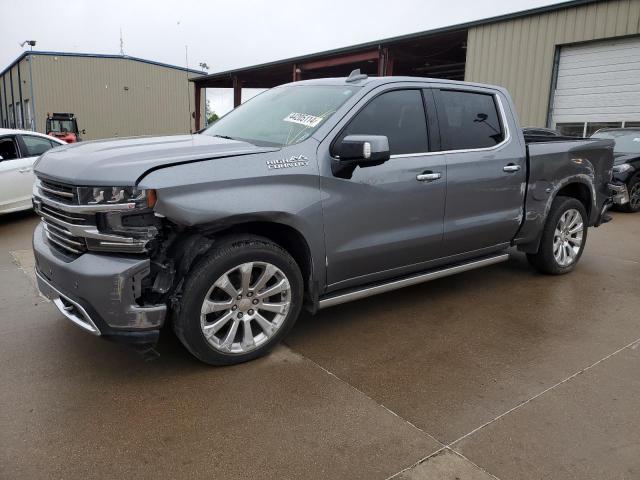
<box><xmin>32</xmin><ymin>73</ymin><xmax>616</xmax><ymax>365</ymax></box>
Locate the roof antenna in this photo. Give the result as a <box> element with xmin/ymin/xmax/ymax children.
<box><xmin>346</xmin><ymin>69</ymin><xmax>368</xmax><ymax>82</ymax></box>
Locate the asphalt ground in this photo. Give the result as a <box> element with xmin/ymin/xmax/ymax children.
<box><xmin>1</xmin><ymin>210</ymin><xmax>638</xmax><ymax>479</ymax></box>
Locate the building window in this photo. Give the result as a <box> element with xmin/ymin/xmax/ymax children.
<box><xmin>16</xmin><ymin>102</ymin><xmax>23</xmax><ymax>129</ymax></box>
<box><xmin>435</xmin><ymin>90</ymin><xmax>504</xmax><ymax>150</ymax></box>
<box><xmin>555</xmin><ymin>123</ymin><xmax>585</xmax><ymax>137</ymax></box>
<box><xmin>586</xmin><ymin>122</ymin><xmax>622</xmax><ymax>137</ymax></box>
<box><xmin>24</xmin><ymin>99</ymin><xmax>32</xmax><ymax>130</ymax></box>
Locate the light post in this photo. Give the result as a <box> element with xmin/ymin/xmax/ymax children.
<box><xmin>198</xmin><ymin>63</ymin><xmax>209</xmax><ymax>127</ymax></box>
<box><xmin>20</xmin><ymin>40</ymin><xmax>36</xmax><ymax>131</ymax></box>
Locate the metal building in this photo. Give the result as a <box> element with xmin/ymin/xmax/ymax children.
<box><xmin>192</xmin><ymin>0</ymin><xmax>640</xmax><ymax>135</ymax></box>
<box><xmin>0</xmin><ymin>52</ymin><xmax>205</xmax><ymax>140</ymax></box>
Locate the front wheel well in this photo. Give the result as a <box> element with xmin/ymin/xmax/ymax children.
<box><xmin>199</xmin><ymin>222</ymin><xmax>314</xmax><ymax>302</ymax></box>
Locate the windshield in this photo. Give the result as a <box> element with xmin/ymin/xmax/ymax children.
<box><xmin>592</xmin><ymin>130</ymin><xmax>640</xmax><ymax>155</ymax></box>
<box><xmin>203</xmin><ymin>85</ymin><xmax>359</xmax><ymax>147</ymax></box>
<box><xmin>47</xmin><ymin>119</ymin><xmax>76</xmax><ymax>133</ymax></box>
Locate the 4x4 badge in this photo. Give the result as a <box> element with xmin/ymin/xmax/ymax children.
<box><xmin>266</xmin><ymin>155</ymin><xmax>309</xmax><ymax>170</ymax></box>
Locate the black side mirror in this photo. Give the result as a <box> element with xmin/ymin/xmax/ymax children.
<box><xmin>81</xmin><ymin>129</ymin><xmax>86</xmax><ymax>134</ymax></box>
<box><xmin>331</xmin><ymin>135</ymin><xmax>390</xmax><ymax>177</ymax></box>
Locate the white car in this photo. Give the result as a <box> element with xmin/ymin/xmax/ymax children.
<box><xmin>0</xmin><ymin>128</ymin><xmax>66</xmax><ymax>214</ymax></box>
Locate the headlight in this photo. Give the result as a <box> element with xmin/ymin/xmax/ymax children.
<box><xmin>77</xmin><ymin>186</ymin><xmax>156</xmax><ymax>208</ymax></box>
<box><xmin>613</xmin><ymin>163</ymin><xmax>633</xmax><ymax>173</ymax></box>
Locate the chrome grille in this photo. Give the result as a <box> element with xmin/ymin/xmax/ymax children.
<box><xmin>42</xmin><ymin>219</ymin><xmax>87</xmax><ymax>255</ymax></box>
<box><xmin>39</xmin><ymin>179</ymin><xmax>78</xmax><ymax>204</ymax></box>
<box><xmin>39</xmin><ymin>203</ymin><xmax>92</xmax><ymax>225</ymax></box>
<box><xmin>34</xmin><ymin>177</ymin><xmax>153</xmax><ymax>256</ymax></box>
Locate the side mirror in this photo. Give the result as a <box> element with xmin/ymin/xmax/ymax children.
<box><xmin>331</xmin><ymin>135</ymin><xmax>390</xmax><ymax>177</ymax></box>
<box><xmin>81</xmin><ymin>129</ymin><xmax>86</xmax><ymax>134</ymax></box>
<box><xmin>333</xmin><ymin>135</ymin><xmax>390</xmax><ymax>163</ymax></box>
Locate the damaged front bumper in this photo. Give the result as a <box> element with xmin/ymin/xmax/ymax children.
<box><xmin>33</xmin><ymin>223</ymin><xmax>166</xmax><ymax>345</ymax></box>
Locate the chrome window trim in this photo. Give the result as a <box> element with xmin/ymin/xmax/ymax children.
<box><xmin>389</xmin><ymin>93</ymin><xmax>511</xmax><ymax>159</ymax></box>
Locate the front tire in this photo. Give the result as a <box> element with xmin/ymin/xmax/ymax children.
<box><xmin>527</xmin><ymin>196</ymin><xmax>588</xmax><ymax>275</ymax></box>
<box><xmin>174</xmin><ymin>236</ymin><xmax>303</xmax><ymax>366</ymax></box>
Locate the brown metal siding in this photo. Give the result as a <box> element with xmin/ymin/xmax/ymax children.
<box><xmin>465</xmin><ymin>0</ymin><xmax>640</xmax><ymax>126</ymax></box>
<box><xmin>27</xmin><ymin>55</ymin><xmax>203</xmax><ymax>140</ymax></box>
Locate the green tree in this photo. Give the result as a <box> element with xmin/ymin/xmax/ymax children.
<box><xmin>206</xmin><ymin>99</ymin><xmax>219</xmax><ymax>125</ymax></box>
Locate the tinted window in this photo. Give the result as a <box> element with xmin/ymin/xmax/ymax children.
<box><xmin>21</xmin><ymin>135</ymin><xmax>56</xmax><ymax>157</ymax></box>
<box><xmin>436</xmin><ymin>90</ymin><xmax>504</xmax><ymax>150</ymax></box>
<box><xmin>340</xmin><ymin>89</ymin><xmax>429</xmax><ymax>155</ymax></box>
<box><xmin>0</xmin><ymin>137</ymin><xmax>19</xmax><ymax>160</ymax></box>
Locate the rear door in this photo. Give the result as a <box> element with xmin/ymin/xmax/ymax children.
<box><xmin>320</xmin><ymin>86</ymin><xmax>447</xmax><ymax>290</ymax></box>
<box><xmin>432</xmin><ymin>88</ymin><xmax>526</xmax><ymax>256</ymax></box>
<box><xmin>0</xmin><ymin>135</ymin><xmax>33</xmax><ymax>212</ymax></box>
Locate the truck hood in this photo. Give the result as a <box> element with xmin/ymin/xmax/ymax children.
<box><xmin>34</xmin><ymin>134</ymin><xmax>278</xmax><ymax>185</ymax></box>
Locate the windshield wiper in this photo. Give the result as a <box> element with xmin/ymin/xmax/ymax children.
<box><xmin>212</xmin><ymin>134</ymin><xmax>236</xmax><ymax>140</ymax></box>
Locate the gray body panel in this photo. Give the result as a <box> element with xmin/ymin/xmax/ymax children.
<box><xmin>31</xmin><ymin>75</ymin><xmax>614</xmax><ymax>336</ymax></box>
<box><xmin>34</xmin><ymin>134</ymin><xmax>276</xmax><ymax>185</ymax></box>
<box><xmin>515</xmin><ymin>138</ymin><xmax>614</xmax><ymax>248</ymax></box>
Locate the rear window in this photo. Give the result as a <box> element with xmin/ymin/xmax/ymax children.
<box><xmin>435</xmin><ymin>90</ymin><xmax>504</xmax><ymax>151</ymax></box>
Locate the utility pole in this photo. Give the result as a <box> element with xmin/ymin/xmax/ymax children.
<box><xmin>20</xmin><ymin>40</ymin><xmax>37</xmax><ymax>131</ymax></box>
<box><xmin>185</xmin><ymin>45</ymin><xmax>191</xmax><ymax>132</ymax></box>
<box><xmin>119</xmin><ymin>28</ymin><xmax>125</xmax><ymax>56</ymax></box>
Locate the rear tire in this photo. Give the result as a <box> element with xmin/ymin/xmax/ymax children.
<box><xmin>174</xmin><ymin>235</ymin><xmax>303</xmax><ymax>366</ymax></box>
<box><xmin>527</xmin><ymin>196</ymin><xmax>588</xmax><ymax>275</ymax></box>
<box><xmin>621</xmin><ymin>176</ymin><xmax>640</xmax><ymax>213</ymax></box>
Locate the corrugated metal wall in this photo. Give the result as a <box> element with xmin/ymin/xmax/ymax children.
<box><xmin>17</xmin><ymin>55</ymin><xmax>204</xmax><ymax>140</ymax></box>
<box><xmin>465</xmin><ymin>0</ymin><xmax>640</xmax><ymax>127</ymax></box>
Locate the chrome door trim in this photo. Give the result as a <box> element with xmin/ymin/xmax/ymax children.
<box><xmin>416</xmin><ymin>172</ymin><xmax>442</xmax><ymax>181</ymax></box>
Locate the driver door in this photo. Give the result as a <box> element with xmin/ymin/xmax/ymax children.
<box><xmin>319</xmin><ymin>88</ymin><xmax>446</xmax><ymax>291</ymax></box>
<box><xmin>0</xmin><ymin>135</ymin><xmax>33</xmax><ymax>212</ymax></box>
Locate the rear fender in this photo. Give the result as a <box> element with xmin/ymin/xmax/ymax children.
<box><xmin>516</xmin><ymin>174</ymin><xmax>596</xmax><ymax>254</ymax></box>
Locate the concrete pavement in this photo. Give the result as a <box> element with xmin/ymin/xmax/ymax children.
<box><xmin>0</xmin><ymin>210</ymin><xmax>638</xmax><ymax>479</ymax></box>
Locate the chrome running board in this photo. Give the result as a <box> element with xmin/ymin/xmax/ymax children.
<box><xmin>318</xmin><ymin>253</ymin><xmax>510</xmax><ymax>310</ymax></box>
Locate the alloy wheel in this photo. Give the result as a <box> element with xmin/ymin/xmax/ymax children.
<box><xmin>553</xmin><ymin>208</ymin><xmax>584</xmax><ymax>267</ymax></box>
<box><xmin>200</xmin><ymin>262</ymin><xmax>291</xmax><ymax>354</ymax></box>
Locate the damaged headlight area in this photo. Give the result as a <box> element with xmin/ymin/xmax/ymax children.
<box><xmin>77</xmin><ymin>186</ymin><xmax>157</xmax><ymax>208</ymax></box>
<box><xmin>34</xmin><ymin>178</ymin><xmax>163</xmax><ymax>256</ymax></box>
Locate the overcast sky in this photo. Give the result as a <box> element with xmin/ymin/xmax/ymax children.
<box><xmin>1</xmin><ymin>0</ymin><xmax>565</xmax><ymax>114</ymax></box>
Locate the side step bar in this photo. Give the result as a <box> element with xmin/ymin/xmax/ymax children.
<box><xmin>318</xmin><ymin>253</ymin><xmax>510</xmax><ymax>310</ymax></box>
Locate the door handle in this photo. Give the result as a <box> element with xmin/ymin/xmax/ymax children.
<box><xmin>18</xmin><ymin>167</ymin><xmax>32</xmax><ymax>173</ymax></box>
<box><xmin>503</xmin><ymin>164</ymin><xmax>521</xmax><ymax>173</ymax></box>
<box><xmin>416</xmin><ymin>172</ymin><xmax>442</xmax><ymax>182</ymax></box>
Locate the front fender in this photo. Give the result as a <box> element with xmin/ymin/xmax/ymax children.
<box><xmin>138</xmin><ymin>146</ymin><xmax>326</xmax><ymax>289</ymax></box>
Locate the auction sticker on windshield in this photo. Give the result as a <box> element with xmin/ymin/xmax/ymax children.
<box><xmin>283</xmin><ymin>112</ymin><xmax>323</xmax><ymax>128</ymax></box>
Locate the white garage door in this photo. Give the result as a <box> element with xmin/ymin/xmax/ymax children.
<box><xmin>551</xmin><ymin>36</ymin><xmax>640</xmax><ymax>137</ymax></box>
